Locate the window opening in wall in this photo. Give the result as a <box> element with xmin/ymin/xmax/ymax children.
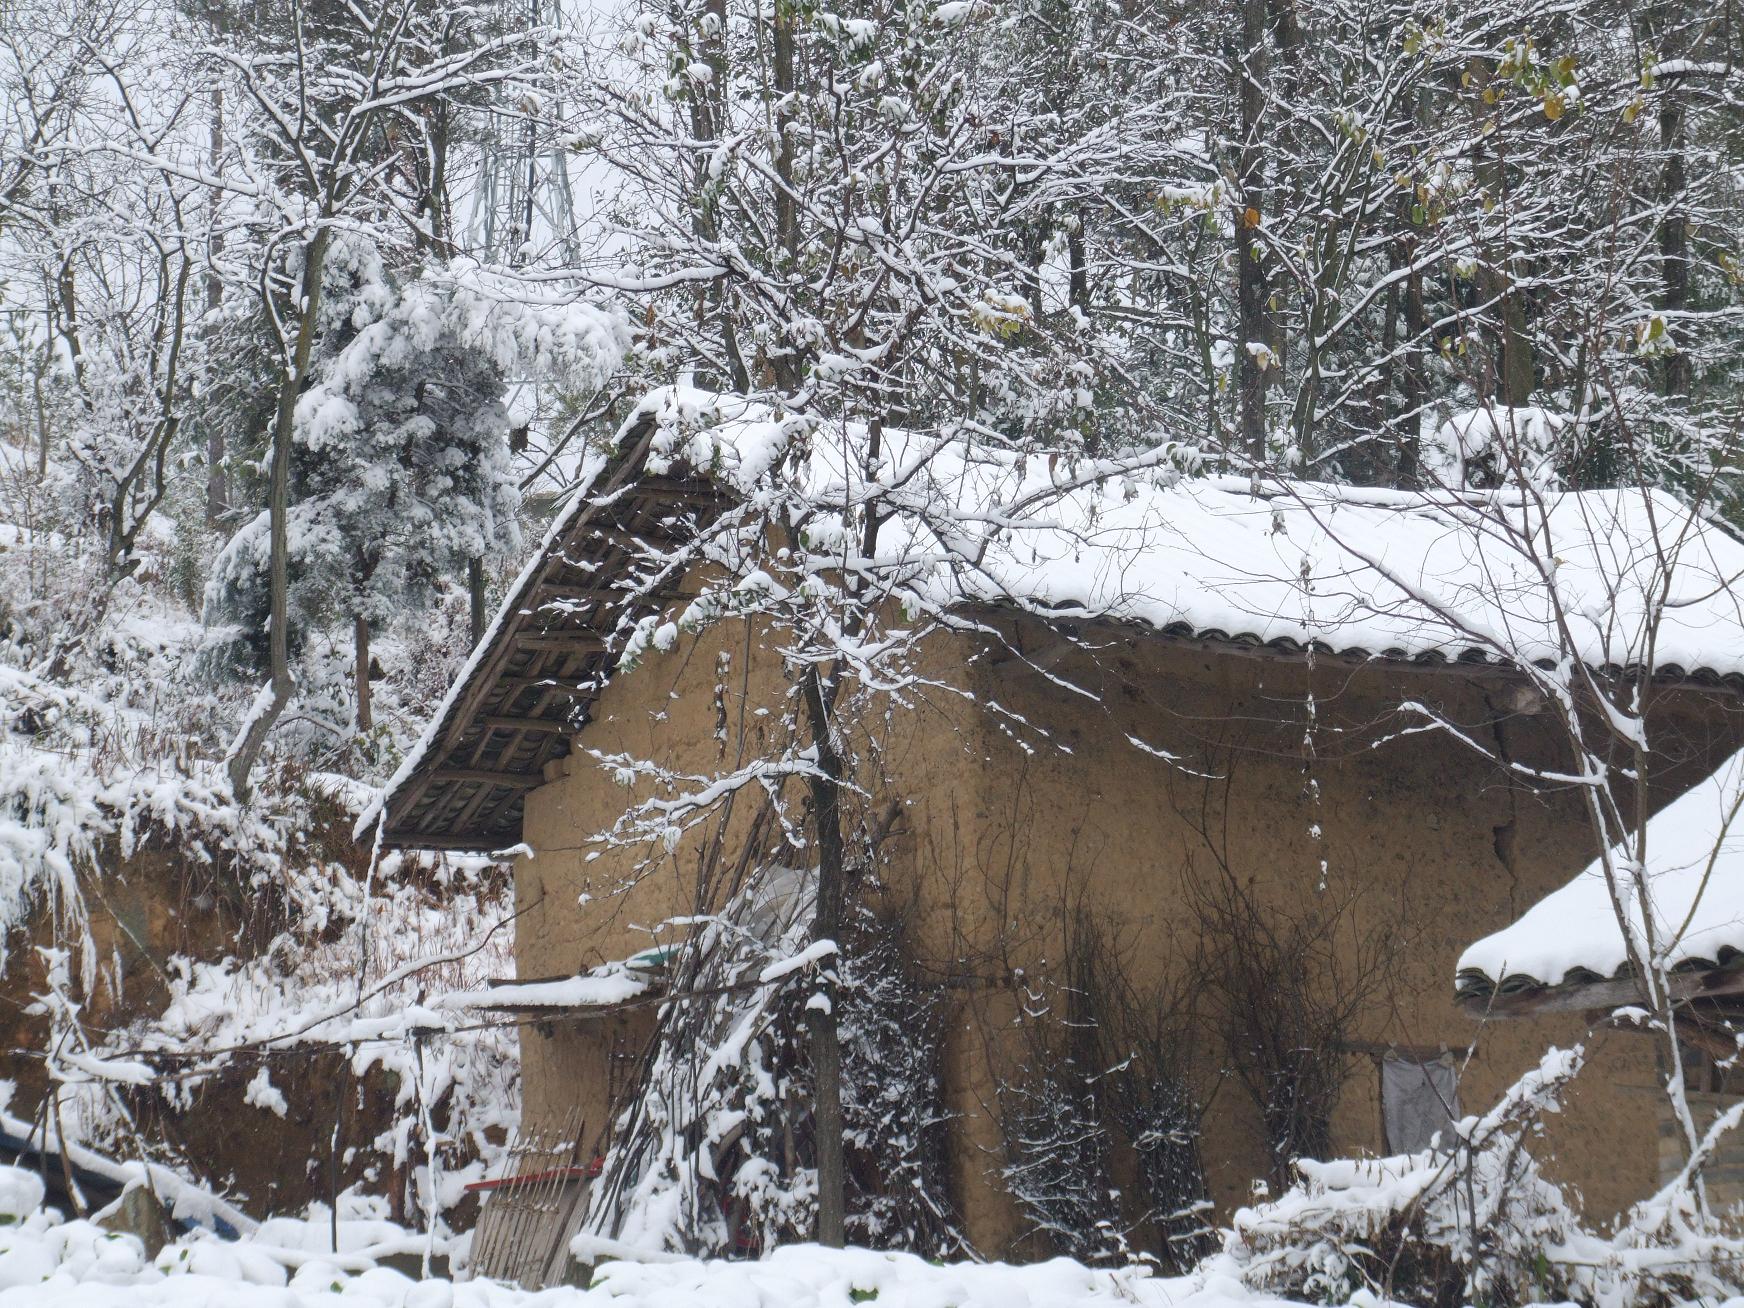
<box><xmin>1679</xmin><ymin>1041</ymin><xmax>1744</xmax><ymax>1097</ymax></box>
<box><xmin>1381</xmin><ymin>1052</ymin><xmax>1458</xmax><ymax>1154</ymax></box>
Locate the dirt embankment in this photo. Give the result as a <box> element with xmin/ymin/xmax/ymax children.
<box><xmin>1</xmin><ymin>800</ymin><xmax>492</xmax><ymax>1227</ymax></box>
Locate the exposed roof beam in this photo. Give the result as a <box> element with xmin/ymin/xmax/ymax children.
<box><xmin>433</xmin><ymin>768</ymin><xmax>546</xmax><ymax>790</ymax></box>
<box><xmin>513</xmin><ymin>633</ymin><xmax>607</xmax><ymax>653</ymax></box>
<box><xmin>496</xmin><ymin>677</ymin><xmax>592</xmax><ymax>695</ymax></box>
<box><xmin>480</xmin><ymin>714</ymin><xmax>572</xmax><ymax>734</ymax></box>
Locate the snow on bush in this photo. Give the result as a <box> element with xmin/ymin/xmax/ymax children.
<box><xmin>8</xmin><ymin>1034</ymin><xmax>1744</xmax><ymax>1308</ymax></box>
<box><xmin>588</xmin><ymin>865</ymin><xmax>824</xmax><ymax>1255</ymax></box>
<box><xmin>1422</xmin><ymin>405</ymin><xmax>1569</xmax><ymax>489</ymax></box>
<box><xmin>0</xmin><ymin>653</ymin><xmax>272</xmax><ymax>988</ymax></box>
<box><xmin>584</xmin><ymin>870</ymin><xmax>961</xmax><ymax>1260</ymax></box>
<box><xmin>1219</xmin><ymin>1046</ymin><xmax>1744</xmax><ymax>1307</ymax></box>
<box><xmin>0</xmin><ymin>1168</ymin><xmax>44</xmax><ymax>1224</ymax></box>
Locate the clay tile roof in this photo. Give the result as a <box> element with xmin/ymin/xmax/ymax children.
<box><xmin>1456</xmin><ymin>749</ymin><xmax>1744</xmax><ymax>1016</ymax></box>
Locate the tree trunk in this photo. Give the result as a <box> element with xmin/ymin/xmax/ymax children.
<box><xmin>227</xmin><ymin>227</ymin><xmax>330</xmax><ymax>798</ymax></box>
<box><xmin>772</xmin><ymin>0</ymin><xmax>799</xmax><ymax>294</ymax></box>
<box><xmin>55</xmin><ymin>254</ymin><xmax>84</xmax><ymax>394</ymax></box>
<box><xmin>1658</xmin><ymin>98</ymin><xmax>1690</xmax><ymax>397</ymax></box>
<box><xmin>769</xmin><ymin>0</ymin><xmax>847</xmax><ymax>1239</ymax></box>
<box><xmin>32</xmin><ymin>347</ymin><xmax>50</xmax><ymax>480</ymax></box>
<box><xmin>1399</xmin><ymin>224</ymin><xmax>1428</xmax><ymax>484</ymax></box>
<box><xmin>687</xmin><ymin>0</ymin><xmax>748</xmax><ymax>392</ymax></box>
<box><xmin>783</xmin><ymin>424</ymin><xmax>886</xmax><ymax>1250</ymax></box>
<box><xmin>1497</xmin><ymin>288</ymin><xmax>1534</xmax><ymax>407</ymax></box>
<box><xmin>1068</xmin><ymin>219</ymin><xmax>1088</xmax><ymax>313</ymax></box>
<box><xmin>205</xmin><ymin>87</ymin><xmax>228</xmax><ymax>524</ymax></box>
<box><xmin>421</xmin><ymin>98</ymin><xmax>452</xmax><ymax>257</ymax></box>
<box><xmin>1467</xmin><ymin>58</ymin><xmax>1534</xmax><ymax>408</ymax></box>
<box><xmin>799</xmin><ymin>660</ymin><xmax>848</xmax><ymax>1249</ymax></box>
<box><xmin>354</xmin><ymin>610</ymin><xmax>372</xmax><ymax>734</ymax></box>
<box><xmin>469</xmin><ymin>556</ymin><xmax>487</xmax><ymax>644</ymax></box>
<box><xmin>1236</xmin><ymin>0</ymin><xmax>1271</xmax><ymax>463</ymax></box>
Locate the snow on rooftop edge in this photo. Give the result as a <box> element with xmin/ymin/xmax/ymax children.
<box><xmin>1458</xmin><ymin>749</ymin><xmax>1744</xmax><ymax>992</ymax></box>
<box><xmin>440</xmin><ymin>963</ymin><xmax>652</xmax><ymax>1010</ymax></box>
<box><xmin>639</xmin><ymin>386</ymin><xmax>1744</xmax><ymax>675</ymax></box>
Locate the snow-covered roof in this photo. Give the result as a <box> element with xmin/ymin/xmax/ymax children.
<box><xmin>1457</xmin><ymin>750</ymin><xmax>1744</xmax><ymax>1008</ymax></box>
<box><xmin>363</xmin><ymin>387</ymin><xmax>1744</xmax><ymax>852</ymax></box>
<box><xmin>627</xmin><ymin>390</ymin><xmax>1744</xmax><ymax>676</ymax></box>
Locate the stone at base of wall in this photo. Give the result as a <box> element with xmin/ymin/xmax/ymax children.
<box><xmin>96</xmin><ymin>1184</ymin><xmax>171</xmax><ymax>1259</ymax></box>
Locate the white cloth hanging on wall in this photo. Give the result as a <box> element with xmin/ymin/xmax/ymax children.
<box><xmin>1382</xmin><ymin>1054</ymin><xmax>1458</xmax><ymax>1154</ymax></box>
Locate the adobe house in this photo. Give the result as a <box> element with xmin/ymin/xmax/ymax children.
<box><xmin>365</xmin><ymin>390</ymin><xmax>1744</xmax><ymax>1257</ymax></box>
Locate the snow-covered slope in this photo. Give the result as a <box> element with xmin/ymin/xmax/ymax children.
<box><xmin>0</xmin><ymin>465</ymin><xmax>524</xmax><ymax>1227</ymax></box>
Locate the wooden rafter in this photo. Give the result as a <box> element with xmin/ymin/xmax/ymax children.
<box><xmin>433</xmin><ymin>768</ymin><xmax>546</xmax><ymax>789</ymax></box>
<box><xmin>513</xmin><ymin>634</ymin><xmax>608</xmax><ymax>653</ymax></box>
<box><xmin>480</xmin><ymin>715</ymin><xmax>573</xmax><ymax>734</ymax></box>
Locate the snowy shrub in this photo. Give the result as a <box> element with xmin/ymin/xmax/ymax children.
<box><xmin>394</xmin><ymin>588</ymin><xmax>480</xmax><ymax>723</ymax></box>
<box><xmin>838</xmin><ymin>910</ymin><xmax>963</xmax><ymax>1257</ymax></box>
<box><xmin>1423</xmin><ymin>405</ymin><xmax>1571</xmax><ymax>490</ymax></box>
<box><xmin>0</xmin><ymin>581</ymin><xmax>518</xmax><ymax>1226</ymax></box>
<box><xmin>1221</xmin><ymin>1047</ymin><xmax>1583</xmax><ymax>1306</ymax></box>
<box><xmin>38</xmin><ymin>831</ymin><xmax>522</xmax><ymax>1231</ymax></box>
<box><xmin>1187</xmin><ymin>862</ymin><xmax>1396</xmax><ymax>1188</ymax></box>
<box><xmin>1000</xmin><ymin>911</ymin><xmax>1213</xmax><ymax>1269</ymax></box>
<box><xmin>1001</xmin><ymin>1045</ymin><xmax>1127</xmax><ymax>1265</ymax></box>
<box><xmin>116</xmin><ymin>855</ymin><xmax>520</xmax><ymax>1219</ymax></box>
<box><xmin>999</xmin><ymin>946</ymin><xmax>1129</xmax><ymax>1265</ymax></box>
<box><xmin>0</xmin><ymin>399</ymin><xmax>528</xmax><ymax>1231</ymax></box>
<box><xmin>1220</xmin><ymin>1045</ymin><xmax>1744</xmax><ymax>1308</ymax></box>
<box><xmin>587</xmin><ymin>865</ymin><xmax>960</xmax><ymax>1258</ymax></box>
<box><xmin>1120</xmin><ymin>1073</ymin><xmax>1217</xmax><ymax>1270</ymax></box>
<box><xmin>1075</xmin><ymin>920</ymin><xmax>1215</xmax><ymax>1271</ymax></box>
<box><xmin>0</xmin><ymin>653</ymin><xmax>274</xmax><ymax>985</ymax></box>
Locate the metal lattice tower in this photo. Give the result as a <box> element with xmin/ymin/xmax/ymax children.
<box><xmin>466</xmin><ymin>0</ymin><xmax>584</xmax><ymax>265</ymax></box>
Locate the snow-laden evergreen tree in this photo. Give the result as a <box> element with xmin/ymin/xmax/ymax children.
<box><xmin>206</xmin><ymin>232</ymin><xmax>625</xmax><ymax>733</ymax></box>
<box><xmin>204</xmin><ymin>237</ymin><xmax>513</xmax><ymax>732</ymax></box>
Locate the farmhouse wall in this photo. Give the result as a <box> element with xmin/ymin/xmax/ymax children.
<box><xmin>514</xmin><ymin>608</ymin><xmax>1744</xmax><ymax>1254</ymax></box>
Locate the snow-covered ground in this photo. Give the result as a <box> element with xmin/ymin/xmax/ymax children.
<box><xmin>0</xmin><ymin>1166</ymin><xmax>1278</xmax><ymax>1308</ymax></box>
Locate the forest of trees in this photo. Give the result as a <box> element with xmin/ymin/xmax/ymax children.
<box><xmin>4</xmin><ymin>0</ymin><xmax>1739</xmax><ymax>778</ymax></box>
